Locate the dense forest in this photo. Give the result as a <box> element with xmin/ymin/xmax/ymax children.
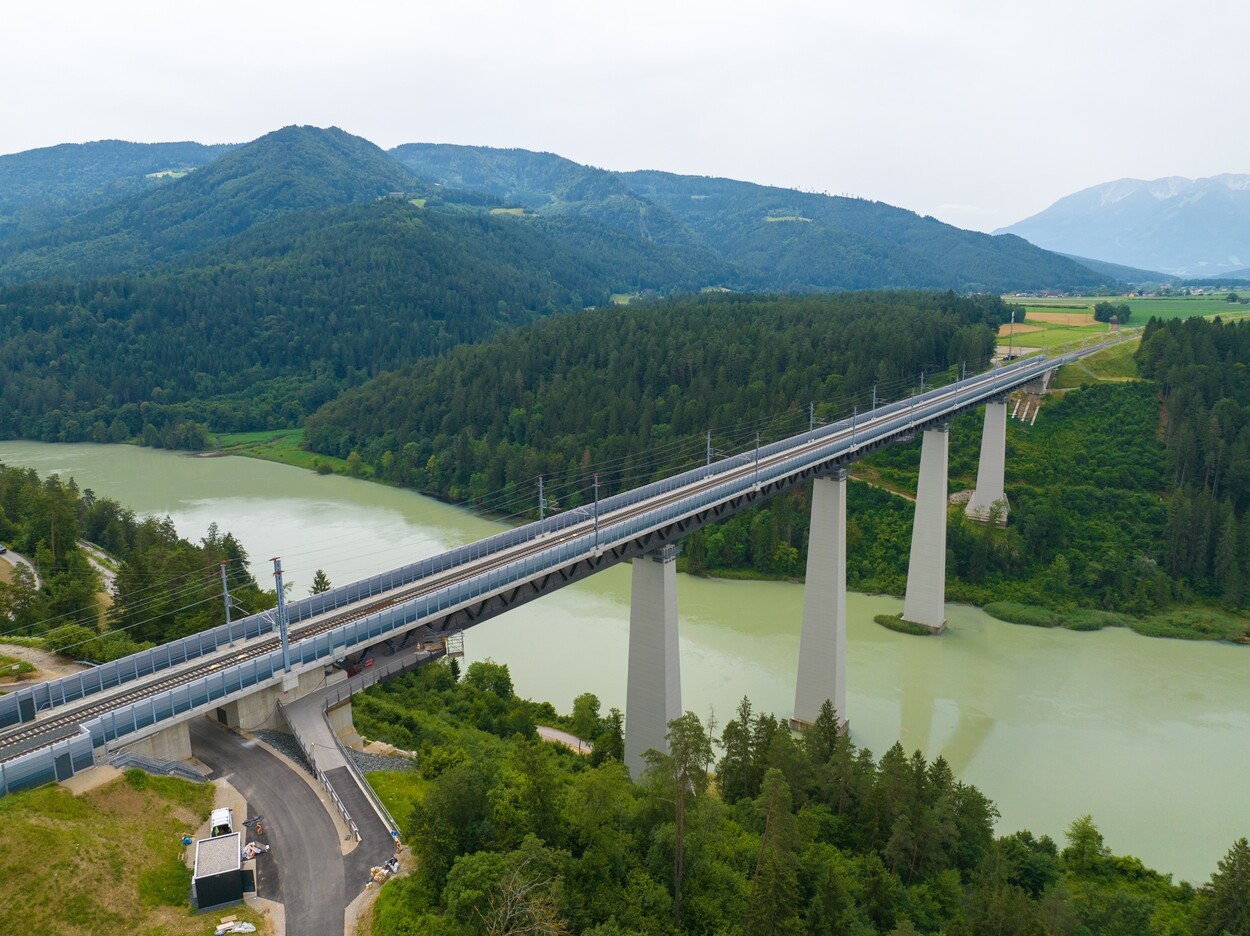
<box><xmin>0</xmin><ymin>462</ymin><xmax>269</xmax><ymax>661</ymax></box>
<box><xmin>304</xmin><ymin>291</ymin><xmax>1008</xmax><ymax>506</ymax></box>
<box><xmin>0</xmin><ymin>201</ymin><xmax>673</xmax><ymax>443</ymax></box>
<box><xmin>0</xmin><ymin>139</ymin><xmax>232</xmax><ymax>241</ymax></box>
<box><xmin>1138</xmin><ymin>317</ymin><xmax>1250</xmax><ymax>603</ymax></box>
<box><xmin>357</xmin><ymin>658</ymin><xmax>1250</xmax><ymax>935</ymax></box>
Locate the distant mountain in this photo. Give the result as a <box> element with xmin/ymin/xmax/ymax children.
<box><xmin>390</xmin><ymin>142</ymin><xmax>1107</xmax><ymax>293</ymax></box>
<box><xmin>391</xmin><ymin>143</ymin><xmax>701</xmax><ymax>247</ymax></box>
<box><xmin>0</xmin><ymin>139</ymin><xmax>233</xmax><ymax>238</ymax></box>
<box><xmin>1060</xmin><ymin>253</ymin><xmax>1176</xmax><ymax>284</ymax></box>
<box><xmin>0</xmin><ymin>126</ymin><xmax>414</xmax><ymax>283</ymax></box>
<box><xmin>623</xmin><ymin>170</ymin><xmax>1106</xmax><ymax>293</ymax></box>
<box><xmin>998</xmin><ymin>175</ymin><xmax>1250</xmax><ymax>277</ymax></box>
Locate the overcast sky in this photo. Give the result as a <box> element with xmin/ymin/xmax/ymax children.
<box><xmin>3</xmin><ymin>0</ymin><xmax>1245</xmax><ymax>232</ymax></box>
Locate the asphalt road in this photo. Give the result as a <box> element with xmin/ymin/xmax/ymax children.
<box><xmin>0</xmin><ymin>548</ymin><xmax>42</xmax><ymax>589</ymax></box>
<box><xmin>191</xmin><ymin>718</ymin><xmax>348</xmax><ymax>936</ymax></box>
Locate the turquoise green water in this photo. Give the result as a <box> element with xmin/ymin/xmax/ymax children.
<box><xmin>1</xmin><ymin>440</ymin><xmax>1246</xmax><ymax>882</ymax></box>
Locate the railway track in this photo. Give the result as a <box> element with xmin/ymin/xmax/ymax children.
<box><xmin>0</xmin><ymin>354</ymin><xmax>1069</xmax><ymax>764</ymax></box>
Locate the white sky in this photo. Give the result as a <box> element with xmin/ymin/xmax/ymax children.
<box><xmin>2</xmin><ymin>0</ymin><xmax>1245</xmax><ymax>232</ymax></box>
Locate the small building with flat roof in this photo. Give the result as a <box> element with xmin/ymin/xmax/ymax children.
<box><xmin>193</xmin><ymin>832</ymin><xmax>242</xmax><ymax>910</ymax></box>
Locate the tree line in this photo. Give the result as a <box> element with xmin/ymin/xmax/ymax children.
<box><xmin>304</xmin><ymin>291</ymin><xmax>1009</xmax><ymax>509</ymax></box>
<box><xmin>358</xmin><ymin>658</ymin><xmax>1250</xmax><ymax>935</ymax></box>
<box><xmin>0</xmin><ymin>461</ymin><xmax>270</xmax><ymax>661</ymax></box>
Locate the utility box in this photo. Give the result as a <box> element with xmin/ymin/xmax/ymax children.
<box><xmin>193</xmin><ymin>832</ymin><xmax>243</xmax><ymax>911</ymax></box>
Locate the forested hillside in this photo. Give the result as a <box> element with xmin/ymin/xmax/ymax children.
<box><xmin>624</xmin><ymin>170</ymin><xmax>1109</xmax><ymax>293</ymax></box>
<box><xmin>359</xmin><ymin>659</ymin><xmax>1250</xmax><ymax>935</ymax></box>
<box><xmin>302</xmin><ymin>291</ymin><xmax>1007</xmax><ymax>505</ymax></box>
<box><xmin>0</xmin><ymin>139</ymin><xmax>233</xmax><ymax>240</ymax></box>
<box><xmin>0</xmin><ymin>199</ymin><xmax>712</xmax><ymax>444</ymax></box>
<box><xmin>391</xmin><ymin>143</ymin><xmax>702</xmax><ymax>247</ymax></box>
<box><xmin>0</xmin><ymin>126</ymin><xmax>413</xmax><ymax>283</ymax></box>
<box><xmin>1138</xmin><ymin>317</ymin><xmax>1250</xmax><ymax>603</ymax></box>
<box><xmin>389</xmin><ymin>141</ymin><xmax>1112</xmax><ymax>292</ymax></box>
<box><xmin>0</xmin><ymin>462</ymin><xmax>269</xmax><ymax>661</ymax></box>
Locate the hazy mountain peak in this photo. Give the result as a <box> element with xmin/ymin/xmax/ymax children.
<box><xmin>997</xmin><ymin>173</ymin><xmax>1250</xmax><ymax>276</ymax></box>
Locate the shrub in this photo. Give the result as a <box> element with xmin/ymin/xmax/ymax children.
<box><xmin>873</xmin><ymin>613</ymin><xmax>933</xmax><ymax>636</ymax></box>
<box><xmin>984</xmin><ymin>602</ymin><xmax>1062</xmax><ymax>628</ymax></box>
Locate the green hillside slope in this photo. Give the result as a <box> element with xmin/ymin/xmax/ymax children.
<box><xmin>0</xmin><ymin>200</ymin><xmax>653</xmax><ymax>442</ymax></box>
<box><xmin>0</xmin><ymin>139</ymin><xmax>233</xmax><ymax>239</ymax></box>
<box><xmin>0</xmin><ymin>126</ymin><xmax>414</xmax><ymax>283</ymax></box>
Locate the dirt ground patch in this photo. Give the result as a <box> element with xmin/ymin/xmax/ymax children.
<box><xmin>1026</xmin><ymin>311</ymin><xmax>1095</xmax><ymax>325</ymax></box>
<box><xmin>0</xmin><ymin>643</ymin><xmax>87</xmax><ymax>681</ymax></box>
<box><xmin>999</xmin><ymin>323</ymin><xmax>1045</xmax><ymax>335</ymax></box>
<box><xmin>0</xmin><ymin>562</ymin><xmax>11</xmax><ymax>585</ymax></box>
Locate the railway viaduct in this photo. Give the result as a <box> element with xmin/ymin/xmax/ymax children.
<box><xmin>0</xmin><ymin>340</ymin><xmax>1122</xmax><ymax>792</ymax></box>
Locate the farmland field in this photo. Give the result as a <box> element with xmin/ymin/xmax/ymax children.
<box><xmin>1009</xmin><ymin>295</ymin><xmax>1250</xmax><ymax>322</ymax></box>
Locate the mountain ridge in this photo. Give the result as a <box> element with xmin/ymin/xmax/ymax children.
<box><xmin>998</xmin><ymin>174</ymin><xmax>1250</xmax><ymax>276</ymax></box>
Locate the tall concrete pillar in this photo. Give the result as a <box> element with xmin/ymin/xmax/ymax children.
<box><xmin>625</xmin><ymin>544</ymin><xmax>681</xmax><ymax>778</ymax></box>
<box><xmin>965</xmin><ymin>400</ymin><xmax>1010</xmax><ymax>522</ymax></box>
<box><xmin>902</xmin><ymin>424</ymin><xmax>949</xmax><ymax>633</ymax></box>
<box><xmin>793</xmin><ymin>471</ymin><xmax>849</xmax><ymax>731</ymax></box>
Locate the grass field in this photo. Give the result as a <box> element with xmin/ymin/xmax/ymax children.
<box><xmin>489</xmin><ymin>207</ymin><xmax>527</xmax><ymax>216</ymax></box>
<box><xmin>367</xmin><ymin>770</ymin><xmax>426</xmax><ymax>830</ymax></box>
<box><xmin>212</xmin><ymin>428</ymin><xmax>353</xmax><ymax>474</ymax></box>
<box><xmin>0</xmin><ymin>771</ymin><xmax>268</xmax><ymax>933</ymax></box>
<box><xmin>1051</xmin><ymin>338</ymin><xmax>1140</xmax><ymax>389</ymax></box>
<box><xmin>1011</xmin><ymin>295</ymin><xmax>1250</xmax><ymax>322</ymax></box>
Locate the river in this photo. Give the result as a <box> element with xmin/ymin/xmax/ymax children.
<box><xmin>1</xmin><ymin>440</ymin><xmax>1246</xmax><ymax>883</ymax></box>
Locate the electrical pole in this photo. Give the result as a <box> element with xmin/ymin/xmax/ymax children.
<box><xmin>706</xmin><ymin>429</ymin><xmax>712</xmax><ymax>466</ymax></box>
<box><xmin>852</xmin><ymin>405</ymin><xmax>857</xmax><ymax>445</ymax></box>
<box><xmin>537</xmin><ymin>475</ymin><xmax>545</xmax><ymax>522</ymax></box>
<box><xmin>272</xmin><ymin>558</ymin><xmax>291</xmax><ymax>674</ymax></box>
<box><xmin>809</xmin><ymin>401</ymin><xmax>814</xmax><ymax>433</ymax></box>
<box><xmin>754</xmin><ymin>432</ymin><xmax>760</xmax><ymax>486</ymax></box>
<box><xmin>220</xmin><ymin>562</ymin><xmax>232</xmax><ymax>630</ymax></box>
<box><xmin>872</xmin><ymin>384</ymin><xmax>877</xmax><ymax>411</ymax></box>
<box><xmin>592</xmin><ymin>473</ymin><xmax>600</xmax><ymax>551</ymax></box>
<box><xmin>1008</xmin><ymin>309</ymin><xmax>1015</xmax><ymax>361</ymax></box>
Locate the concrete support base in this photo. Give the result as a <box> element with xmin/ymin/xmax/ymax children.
<box><xmin>903</xmin><ymin>424</ymin><xmax>949</xmax><ymax>633</ymax></box>
<box><xmin>625</xmin><ymin>545</ymin><xmax>681</xmax><ymax>779</ymax></box>
<box><xmin>793</xmin><ymin>471</ymin><xmax>849</xmax><ymax>732</ymax></box>
<box><xmin>966</xmin><ymin>400</ymin><xmax>1010</xmax><ymax>523</ymax></box>
<box><xmin>217</xmin><ymin>667</ymin><xmax>328</xmax><ymax>733</ymax></box>
<box><xmin>327</xmin><ymin>699</ymin><xmax>354</xmax><ymax>738</ymax></box>
<box><xmin>121</xmin><ymin>719</ymin><xmax>192</xmax><ymax>761</ymax></box>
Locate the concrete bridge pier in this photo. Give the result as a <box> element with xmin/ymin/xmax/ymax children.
<box><xmin>902</xmin><ymin>424</ymin><xmax>949</xmax><ymax>633</ymax></box>
<box><xmin>792</xmin><ymin>471</ymin><xmax>848</xmax><ymax>732</ymax></box>
<box><xmin>965</xmin><ymin>399</ymin><xmax>1009</xmax><ymax>522</ymax></box>
<box><xmin>624</xmin><ymin>544</ymin><xmax>681</xmax><ymax>779</ymax></box>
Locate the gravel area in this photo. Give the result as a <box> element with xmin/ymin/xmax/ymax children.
<box><xmin>346</xmin><ymin>747</ymin><xmax>418</xmax><ymax>774</ymax></box>
<box><xmin>255</xmin><ymin>729</ymin><xmax>313</xmax><ymax>774</ymax></box>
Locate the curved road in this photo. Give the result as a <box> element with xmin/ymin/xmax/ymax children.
<box><xmin>0</xmin><ymin>548</ymin><xmax>42</xmax><ymax>590</ymax></box>
<box><xmin>190</xmin><ymin>718</ymin><xmax>348</xmax><ymax>936</ymax></box>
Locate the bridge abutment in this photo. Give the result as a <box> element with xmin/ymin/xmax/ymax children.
<box><xmin>793</xmin><ymin>471</ymin><xmax>849</xmax><ymax>732</ymax></box>
<box><xmin>625</xmin><ymin>545</ymin><xmax>681</xmax><ymax>779</ymax></box>
<box><xmin>119</xmin><ymin>719</ymin><xmax>192</xmax><ymax>762</ymax></box>
<box><xmin>965</xmin><ymin>399</ymin><xmax>1009</xmax><ymax>523</ymax></box>
<box><xmin>902</xmin><ymin>424</ymin><xmax>949</xmax><ymax>633</ymax></box>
